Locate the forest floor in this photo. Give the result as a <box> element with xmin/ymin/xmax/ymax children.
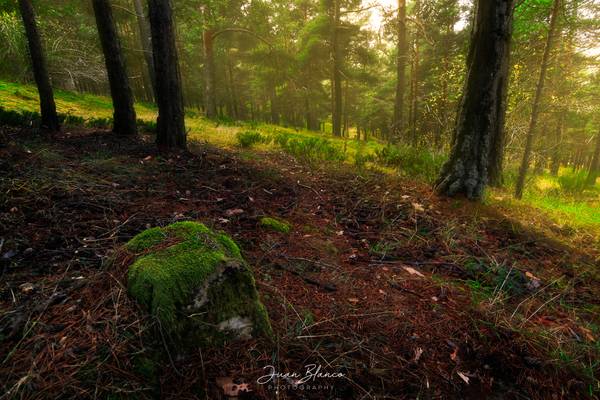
<box><xmin>1</xmin><ymin>126</ymin><xmax>599</xmax><ymax>399</ymax></box>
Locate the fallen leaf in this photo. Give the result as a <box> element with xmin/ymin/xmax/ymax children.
<box><xmin>450</xmin><ymin>347</ymin><xmax>458</xmax><ymax>362</ymax></box>
<box><xmin>216</xmin><ymin>377</ymin><xmax>252</xmax><ymax>397</ymax></box>
<box><xmin>225</xmin><ymin>208</ymin><xmax>244</xmax><ymax>217</ymax></box>
<box><xmin>403</xmin><ymin>266</ymin><xmax>425</xmax><ymax>277</ymax></box>
<box><xmin>412</xmin><ymin>203</ymin><xmax>425</xmax><ymax>212</ymax></box>
<box><xmin>525</xmin><ymin>271</ymin><xmax>539</xmax><ymax>281</ymax></box>
<box><xmin>457</xmin><ymin>371</ymin><xmax>470</xmax><ymax>384</ymax></box>
<box><xmin>413</xmin><ymin>347</ymin><xmax>423</xmax><ymax>362</ymax></box>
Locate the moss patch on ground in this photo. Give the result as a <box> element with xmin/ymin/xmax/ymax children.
<box><xmin>126</xmin><ymin>221</ymin><xmax>271</xmax><ymax>347</ymax></box>
<box><xmin>259</xmin><ymin>217</ymin><xmax>291</xmax><ymax>234</ymax></box>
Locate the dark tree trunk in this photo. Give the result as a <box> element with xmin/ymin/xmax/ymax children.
<box><xmin>331</xmin><ymin>0</ymin><xmax>342</xmax><ymax>137</ymax></box>
<box><xmin>133</xmin><ymin>0</ymin><xmax>156</xmax><ymax>101</ymax></box>
<box><xmin>392</xmin><ymin>0</ymin><xmax>407</xmax><ymax>142</ymax></box>
<box><xmin>435</xmin><ymin>0</ymin><xmax>514</xmax><ymax>200</ymax></box>
<box><xmin>270</xmin><ymin>84</ymin><xmax>279</xmax><ymax>125</ymax></box>
<box><xmin>93</xmin><ymin>0</ymin><xmax>137</xmax><ymax>136</ymax></box>
<box><xmin>203</xmin><ymin>28</ymin><xmax>218</xmax><ymax>119</ymax></box>
<box><xmin>587</xmin><ymin>131</ymin><xmax>600</xmax><ymax>186</ymax></box>
<box><xmin>514</xmin><ymin>0</ymin><xmax>561</xmax><ymax>199</ymax></box>
<box><xmin>148</xmin><ymin>0</ymin><xmax>186</xmax><ymax>149</ymax></box>
<box><xmin>18</xmin><ymin>0</ymin><xmax>59</xmax><ymax>131</ymax></box>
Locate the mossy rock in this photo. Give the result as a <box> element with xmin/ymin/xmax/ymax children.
<box><xmin>259</xmin><ymin>217</ymin><xmax>291</xmax><ymax>234</ymax></box>
<box><xmin>126</xmin><ymin>221</ymin><xmax>272</xmax><ymax>348</ymax></box>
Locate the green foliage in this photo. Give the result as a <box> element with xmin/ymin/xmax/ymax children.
<box><xmin>236</xmin><ymin>130</ymin><xmax>271</xmax><ymax>148</ymax></box>
<box><xmin>557</xmin><ymin>169</ymin><xmax>589</xmax><ymax>195</ymax></box>
<box><xmin>0</xmin><ymin>106</ymin><xmax>39</xmax><ymax>126</ymax></box>
<box><xmin>276</xmin><ymin>135</ymin><xmax>346</xmax><ymax>164</ymax></box>
<box><xmin>260</xmin><ymin>217</ymin><xmax>291</xmax><ymax>233</ymax></box>
<box><xmin>374</xmin><ymin>145</ymin><xmax>446</xmax><ymax>182</ymax></box>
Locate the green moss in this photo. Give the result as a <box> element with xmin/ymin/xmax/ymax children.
<box><xmin>126</xmin><ymin>221</ymin><xmax>271</xmax><ymax>347</ymax></box>
<box><xmin>260</xmin><ymin>217</ymin><xmax>291</xmax><ymax>234</ymax></box>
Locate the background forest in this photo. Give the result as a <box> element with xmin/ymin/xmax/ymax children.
<box><xmin>2</xmin><ymin>0</ymin><xmax>600</xmax><ymax>399</ymax></box>
<box><xmin>0</xmin><ymin>0</ymin><xmax>599</xmax><ymax>194</ymax></box>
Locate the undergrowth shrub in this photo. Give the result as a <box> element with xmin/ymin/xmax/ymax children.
<box><xmin>557</xmin><ymin>169</ymin><xmax>588</xmax><ymax>195</ymax></box>
<box><xmin>61</xmin><ymin>114</ymin><xmax>85</xmax><ymax>126</ymax></box>
<box><xmin>86</xmin><ymin>117</ymin><xmax>112</xmax><ymax>129</ymax></box>
<box><xmin>137</xmin><ymin>119</ymin><xmax>157</xmax><ymax>134</ymax></box>
<box><xmin>374</xmin><ymin>145</ymin><xmax>445</xmax><ymax>182</ymax></box>
<box><xmin>278</xmin><ymin>136</ymin><xmax>345</xmax><ymax>164</ymax></box>
<box><xmin>236</xmin><ymin>130</ymin><xmax>271</xmax><ymax>148</ymax></box>
<box><xmin>0</xmin><ymin>107</ymin><xmax>39</xmax><ymax>126</ymax></box>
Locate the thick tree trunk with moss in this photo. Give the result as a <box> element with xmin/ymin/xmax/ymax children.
<box><xmin>392</xmin><ymin>0</ymin><xmax>407</xmax><ymax>142</ymax></box>
<box><xmin>18</xmin><ymin>0</ymin><xmax>59</xmax><ymax>131</ymax></box>
<box><xmin>93</xmin><ymin>0</ymin><xmax>137</xmax><ymax>136</ymax></box>
<box><xmin>133</xmin><ymin>0</ymin><xmax>156</xmax><ymax>101</ymax></box>
<box><xmin>514</xmin><ymin>0</ymin><xmax>561</xmax><ymax>199</ymax></box>
<box><xmin>435</xmin><ymin>0</ymin><xmax>514</xmax><ymax>200</ymax></box>
<box><xmin>587</xmin><ymin>131</ymin><xmax>600</xmax><ymax>186</ymax></box>
<box><xmin>148</xmin><ymin>0</ymin><xmax>186</xmax><ymax>149</ymax></box>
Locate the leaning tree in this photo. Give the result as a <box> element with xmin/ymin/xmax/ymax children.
<box><xmin>92</xmin><ymin>0</ymin><xmax>137</xmax><ymax>136</ymax></box>
<box><xmin>18</xmin><ymin>0</ymin><xmax>60</xmax><ymax>131</ymax></box>
<box><xmin>147</xmin><ymin>0</ymin><xmax>186</xmax><ymax>149</ymax></box>
<box><xmin>435</xmin><ymin>0</ymin><xmax>515</xmax><ymax>200</ymax></box>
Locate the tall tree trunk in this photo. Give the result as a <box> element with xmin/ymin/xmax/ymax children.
<box><xmin>93</xmin><ymin>0</ymin><xmax>137</xmax><ymax>136</ymax></box>
<box><xmin>202</xmin><ymin>28</ymin><xmax>218</xmax><ymax>119</ymax></box>
<box><xmin>270</xmin><ymin>83</ymin><xmax>279</xmax><ymax>125</ymax></box>
<box><xmin>148</xmin><ymin>0</ymin><xmax>186</xmax><ymax>149</ymax></box>
<box><xmin>550</xmin><ymin>115</ymin><xmax>563</xmax><ymax>175</ymax></box>
<box><xmin>18</xmin><ymin>0</ymin><xmax>59</xmax><ymax>131</ymax></box>
<box><xmin>587</xmin><ymin>131</ymin><xmax>600</xmax><ymax>186</ymax></box>
<box><xmin>435</xmin><ymin>0</ymin><xmax>514</xmax><ymax>200</ymax></box>
<box><xmin>392</xmin><ymin>0</ymin><xmax>407</xmax><ymax>142</ymax></box>
<box><xmin>408</xmin><ymin>0</ymin><xmax>420</xmax><ymax>147</ymax></box>
<box><xmin>514</xmin><ymin>0</ymin><xmax>561</xmax><ymax>199</ymax></box>
<box><xmin>133</xmin><ymin>0</ymin><xmax>156</xmax><ymax>101</ymax></box>
<box><xmin>331</xmin><ymin>0</ymin><xmax>342</xmax><ymax>137</ymax></box>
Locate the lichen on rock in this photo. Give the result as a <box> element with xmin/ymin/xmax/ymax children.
<box><xmin>125</xmin><ymin>221</ymin><xmax>272</xmax><ymax>347</ymax></box>
<box><xmin>259</xmin><ymin>217</ymin><xmax>291</xmax><ymax>234</ymax></box>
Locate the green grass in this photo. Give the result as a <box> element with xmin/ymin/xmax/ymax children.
<box><xmin>490</xmin><ymin>169</ymin><xmax>600</xmax><ymax>233</ymax></box>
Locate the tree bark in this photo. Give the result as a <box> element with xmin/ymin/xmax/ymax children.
<box><xmin>270</xmin><ymin>83</ymin><xmax>279</xmax><ymax>125</ymax></box>
<box><xmin>18</xmin><ymin>0</ymin><xmax>59</xmax><ymax>131</ymax></box>
<box><xmin>202</xmin><ymin>28</ymin><xmax>218</xmax><ymax>119</ymax></box>
<box><xmin>550</xmin><ymin>115</ymin><xmax>563</xmax><ymax>175</ymax></box>
<box><xmin>408</xmin><ymin>0</ymin><xmax>420</xmax><ymax>147</ymax></box>
<box><xmin>93</xmin><ymin>0</ymin><xmax>137</xmax><ymax>135</ymax></box>
<box><xmin>148</xmin><ymin>0</ymin><xmax>186</xmax><ymax>149</ymax></box>
<box><xmin>331</xmin><ymin>0</ymin><xmax>342</xmax><ymax>137</ymax></box>
<box><xmin>435</xmin><ymin>0</ymin><xmax>514</xmax><ymax>200</ymax></box>
<box><xmin>587</xmin><ymin>131</ymin><xmax>600</xmax><ymax>186</ymax></box>
<box><xmin>133</xmin><ymin>0</ymin><xmax>156</xmax><ymax>101</ymax></box>
<box><xmin>514</xmin><ymin>0</ymin><xmax>561</xmax><ymax>199</ymax></box>
<box><xmin>392</xmin><ymin>0</ymin><xmax>407</xmax><ymax>142</ymax></box>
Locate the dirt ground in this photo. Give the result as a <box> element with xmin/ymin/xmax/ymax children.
<box><xmin>1</xmin><ymin>127</ymin><xmax>598</xmax><ymax>399</ymax></box>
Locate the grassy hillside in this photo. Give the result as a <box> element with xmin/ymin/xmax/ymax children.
<box><xmin>1</xmin><ymin>80</ymin><xmax>598</xmax><ymax>238</ymax></box>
